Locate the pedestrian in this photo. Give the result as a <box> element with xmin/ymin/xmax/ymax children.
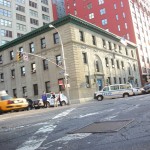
<box><xmin>42</xmin><ymin>91</ymin><xmax>47</xmax><ymax>108</ymax></box>
<box><xmin>57</xmin><ymin>91</ymin><xmax>62</xmax><ymax>106</ymax></box>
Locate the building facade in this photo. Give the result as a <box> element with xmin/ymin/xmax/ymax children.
<box><xmin>52</xmin><ymin>0</ymin><xmax>150</xmax><ymax>85</ymax></box>
<box><xmin>0</xmin><ymin>0</ymin><xmax>53</xmax><ymax>46</ymax></box>
<box><xmin>0</xmin><ymin>15</ymin><xmax>140</xmax><ymax>103</ymax></box>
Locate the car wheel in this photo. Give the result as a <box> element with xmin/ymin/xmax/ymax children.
<box><xmin>123</xmin><ymin>93</ymin><xmax>129</xmax><ymax>98</ymax></box>
<box><xmin>61</xmin><ymin>101</ymin><xmax>66</xmax><ymax>106</ymax></box>
<box><xmin>97</xmin><ymin>95</ymin><xmax>103</xmax><ymax>101</ymax></box>
<box><xmin>47</xmin><ymin>102</ymin><xmax>50</xmax><ymax>108</ymax></box>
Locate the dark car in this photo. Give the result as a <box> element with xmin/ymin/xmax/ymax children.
<box><xmin>32</xmin><ymin>99</ymin><xmax>44</xmax><ymax>109</ymax></box>
<box><xmin>26</xmin><ymin>98</ymin><xmax>34</xmax><ymax>110</ymax></box>
<box><xmin>143</xmin><ymin>83</ymin><xmax>150</xmax><ymax>94</ymax></box>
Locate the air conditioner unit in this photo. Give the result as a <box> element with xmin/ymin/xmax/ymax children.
<box><xmin>11</xmin><ymin>76</ymin><xmax>15</xmax><ymax>79</ymax></box>
<box><xmin>0</xmin><ymin>60</ymin><xmax>3</xmax><ymax>64</ymax></box>
<box><xmin>103</xmin><ymin>45</ymin><xmax>106</xmax><ymax>48</ymax></box>
<box><xmin>112</xmin><ymin>65</ymin><xmax>115</xmax><ymax>68</ymax></box>
<box><xmin>1</xmin><ymin>79</ymin><xmax>4</xmax><ymax>82</ymax></box>
<box><xmin>106</xmin><ymin>64</ymin><xmax>109</xmax><ymax>67</ymax></box>
<box><xmin>122</xmin><ymin>67</ymin><xmax>125</xmax><ymax>69</ymax></box>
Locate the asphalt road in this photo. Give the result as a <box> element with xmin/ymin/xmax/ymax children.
<box><xmin>0</xmin><ymin>94</ymin><xmax>150</xmax><ymax>150</ymax></box>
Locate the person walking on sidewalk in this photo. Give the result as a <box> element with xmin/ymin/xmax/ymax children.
<box><xmin>42</xmin><ymin>91</ymin><xmax>47</xmax><ymax>108</ymax></box>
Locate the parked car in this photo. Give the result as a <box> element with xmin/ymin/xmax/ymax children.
<box><xmin>132</xmin><ymin>87</ymin><xmax>143</xmax><ymax>95</ymax></box>
<box><xmin>0</xmin><ymin>90</ymin><xmax>28</xmax><ymax>114</ymax></box>
<box><xmin>143</xmin><ymin>83</ymin><xmax>150</xmax><ymax>94</ymax></box>
<box><xmin>94</xmin><ymin>83</ymin><xmax>134</xmax><ymax>101</ymax></box>
<box><xmin>32</xmin><ymin>99</ymin><xmax>44</xmax><ymax>109</ymax></box>
<box><xmin>46</xmin><ymin>93</ymin><xmax>68</xmax><ymax>107</ymax></box>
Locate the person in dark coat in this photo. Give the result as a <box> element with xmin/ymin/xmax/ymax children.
<box><xmin>42</xmin><ymin>91</ymin><xmax>47</xmax><ymax>108</ymax></box>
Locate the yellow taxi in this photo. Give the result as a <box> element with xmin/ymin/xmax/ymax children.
<box><xmin>0</xmin><ymin>90</ymin><xmax>28</xmax><ymax>114</ymax></box>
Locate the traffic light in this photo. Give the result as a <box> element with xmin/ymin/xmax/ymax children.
<box><xmin>16</xmin><ymin>51</ymin><xmax>22</xmax><ymax>62</ymax></box>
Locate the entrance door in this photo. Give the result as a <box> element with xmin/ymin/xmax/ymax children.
<box><xmin>97</xmin><ymin>79</ymin><xmax>102</xmax><ymax>91</ymax></box>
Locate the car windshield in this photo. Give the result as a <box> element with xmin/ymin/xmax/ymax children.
<box><xmin>1</xmin><ymin>95</ymin><xmax>13</xmax><ymax>100</ymax></box>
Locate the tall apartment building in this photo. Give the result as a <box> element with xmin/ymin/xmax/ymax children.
<box><xmin>52</xmin><ymin>0</ymin><xmax>150</xmax><ymax>86</ymax></box>
<box><xmin>0</xmin><ymin>0</ymin><xmax>53</xmax><ymax>46</ymax></box>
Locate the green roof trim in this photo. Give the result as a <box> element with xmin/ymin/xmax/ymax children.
<box><xmin>0</xmin><ymin>14</ymin><xmax>136</xmax><ymax>51</ymax></box>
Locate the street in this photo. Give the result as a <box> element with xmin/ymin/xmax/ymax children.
<box><xmin>0</xmin><ymin>94</ymin><xmax>150</xmax><ymax>150</ymax></box>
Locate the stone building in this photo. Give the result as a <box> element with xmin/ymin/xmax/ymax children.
<box><xmin>0</xmin><ymin>15</ymin><xmax>141</xmax><ymax>104</ymax></box>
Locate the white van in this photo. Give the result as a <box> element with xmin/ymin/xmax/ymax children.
<box><xmin>94</xmin><ymin>83</ymin><xmax>134</xmax><ymax>101</ymax></box>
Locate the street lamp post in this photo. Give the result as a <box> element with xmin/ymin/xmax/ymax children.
<box><xmin>49</xmin><ymin>24</ymin><xmax>70</xmax><ymax>105</ymax></box>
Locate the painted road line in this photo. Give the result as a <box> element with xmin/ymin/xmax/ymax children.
<box><xmin>52</xmin><ymin>108</ymin><xmax>76</xmax><ymax>119</ymax></box>
<box><xmin>16</xmin><ymin>108</ymin><xmax>76</xmax><ymax>150</ymax></box>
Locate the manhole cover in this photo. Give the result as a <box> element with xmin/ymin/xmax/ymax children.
<box><xmin>71</xmin><ymin>119</ymin><xmax>133</xmax><ymax>133</ymax></box>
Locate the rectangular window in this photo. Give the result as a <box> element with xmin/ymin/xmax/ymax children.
<box><xmin>131</xmin><ymin>50</ymin><xmax>134</xmax><ymax>58</ymax></box>
<box><xmin>16</xmin><ymin>23</ymin><xmax>26</xmax><ymax>31</ymax></box>
<box><xmin>42</xmin><ymin>6</ymin><xmax>49</xmax><ymax>13</ymax></box>
<box><xmin>29</xmin><ymin>9</ymin><xmax>38</xmax><ymax>17</ymax></box>
<box><xmin>13</xmin><ymin>89</ymin><xmax>17</xmax><ymax>98</ymax></box>
<box><xmin>29</xmin><ymin>1</ymin><xmax>37</xmax><ymax>8</ymax></box>
<box><xmin>116</xmin><ymin>60</ymin><xmax>120</xmax><ymax>69</ymax></box>
<box><xmin>92</xmin><ymin>35</ymin><xmax>96</xmax><ymax>45</ymax></box>
<box><xmin>108</xmin><ymin>77</ymin><xmax>111</xmax><ymax>85</ymax></box>
<box><xmin>16</xmin><ymin>13</ymin><xmax>26</xmax><ymax>22</ymax></box>
<box><xmin>42</xmin><ymin>14</ymin><xmax>50</xmax><ymax>21</ymax></box>
<box><xmin>30</xmin><ymin>18</ymin><xmax>38</xmax><ymax>25</ymax></box>
<box><xmin>79</xmin><ymin>31</ymin><xmax>84</xmax><ymax>42</ymax></box>
<box><xmin>108</xmin><ymin>41</ymin><xmax>112</xmax><ymax>50</ymax></box>
<box><xmin>0</xmin><ymin>73</ymin><xmax>4</xmax><ymax>82</ymax></box>
<box><xmin>11</xmin><ymin>69</ymin><xmax>15</xmax><ymax>78</ymax></box>
<box><xmin>1</xmin><ymin>29</ymin><xmax>12</xmax><ymax>37</ymax></box>
<box><xmin>125</xmin><ymin>48</ymin><xmax>128</xmax><ymax>55</ymax></box>
<box><xmin>105</xmin><ymin>57</ymin><xmax>109</xmax><ymax>67</ymax></box>
<box><xmin>16</xmin><ymin>5</ymin><xmax>25</xmax><ymax>12</ymax></box>
<box><xmin>53</xmin><ymin>32</ymin><xmax>59</xmax><ymax>44</ymax></box>
<box><xmin>85</xmin><ymin>75</ymin><xmax>90</xmax><ymax>88</ymax></box>
<box><xmin>56</xmin><ymin>55</ymin><xmax>62</xmax><ymax>66</ymax></box>
<box><xmin>100</xmin><ymin>8</ymin><xmax>106</xmax><ymax>15</ymax></box>
<box><xmin>0</xmin><ymin>18</ymin><xmax>12</xmax><ymax>27</ymax></box>
<box><xmin>87</xmin><ymin>3</ymin><xmax>92</xmax><ymax>9</ymax></box>
<box><xmin>43</xmin><ymin>59</ymin><xmax>48</xmax><ymax>70</ymax></box>
<box><xmin>89</xmin><ymin>13</ymin><xmax>94</xmax><ymax>19</ymax></box>
<box><xmin>124</xmin><ymin>78</ymin><xmax>126</xmax><ymax>83</ymax></box>
<box><xmin>121</xmin><ymin>61</ymin><xmax>124</xmax><ymax>69</ymax></box>
<box><xmin>133</xmin><ymin>64</ymin><xmax>136</xmax><ymax>71</ymax></box>
<box><xmin>114</xmin><ymin>3</ymin><xmax>117</xmax><ymax>9</ymax></box>
<box><xmin>102</xmin><ymin>19</ymin><xmax>107</xmax><ymax>25</ymax></box>
<box><xmin>0</xmin><ymin>8</ymin><xmax>11</xmax><ymax>17</ymax></box>
<box><xmin>22</xmin><ymin>86</ymin><xmax>27</xmax><ymax>97</ymax></box>
<box><xmin>98</xmin><ymin>0</ymin><xmax>104</xmax><ymax>5</ymax></box>
<box><xmin>33</xmin><ymin>84</ymin><xmax>38</xmax><ymax>95</ymax></box>
<box><xmin>95</xmin><ymin>60</ymin><xmax>99</xmax><ymax>72</ymax></box>
<box><xmin>41</xmin><ymin>0</ymin><xmax>48</xmax><ymax>5</ymax></box>
<box><xmin>114</xmin><ymin>77</ymin><xmax>117</xmax><ymax>84</ymax></box>
<box><xmin>10</xmin><ymin>50</ymin><xmax>14</xmax><ymax>60</ymax></box>
<box><xmin>41</xmin><ymin>38</ymin><xmax>46</xmax><ymax>49</ymax></box>
<box><xmin>102</xmin><ymin>39</ymin><xmax>106</xmax><ymax>48</ymax></box>
<box><xmin>0</xmin><ymin>55</ymin><xmax>2</xmax><ymax>64</ymax></box>
<box><xmin>21</xmin><ymin>66</ymin><xmax>25</xmax><ymax>76</ymax></box>
<box><xmin>58</xmin><ymin>78</ymin><xmax>65</xmax><ymax>91</ymax></box>
<box><xmin>45</xmin><ymin>81</ymin><xmax>50</xmax><ymax>93</ymax></box>
<box><xmin>111</xmin><ymin>59</ymin><xmax>114</xmax><ymax>67</ymax></box>
<box><xmin>31</xmin><ymin>63</ymin><xmax>36</xmax><ymax>73</ymax></box>
<box><xmin>17</xmin><ymin>33</ymin><xmax>24</xmax><ymax>38</ymax></box>
<box><xmin>119</xmin><ymin>77</ymin><xmax>122</xmax><ymax>84</ymax></box>
<box><xmin>82</xmin><ymin>52</ymin><xmax>87</xmax><ymax>64</ymax></box>
<box><xmin>29</xmin><ymin>42</ymin><xmax>34</xmax><ymax>53</ymax></box>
